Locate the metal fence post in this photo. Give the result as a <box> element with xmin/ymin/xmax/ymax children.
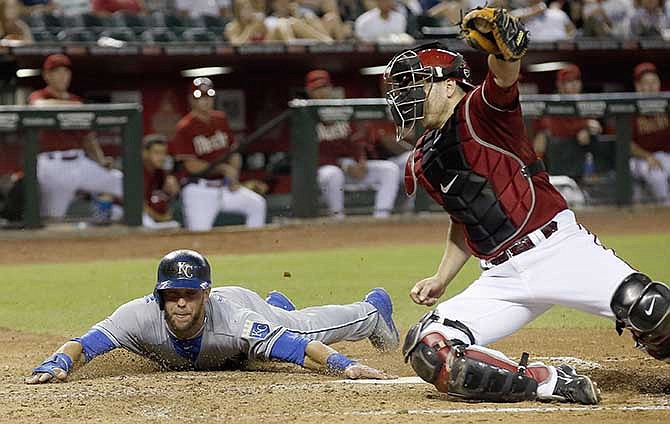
<box><xmin>290</xmin><ymin>106</ymin><xmax>319</xmax><ymax>218</ymax></box>
<box><xmin>615</xmin><ymin>115</ymin><xmax>633</xmax><ymax>206</ymax></box>
<box><xmin>122</xmin><ymin>108</ymin><xmax>143</xmax><ymax>226</ymax></box>
<box><xmin>22</xmin><ymin>129</ymin><xmax>41</xmax><ymax>228</ymax></box>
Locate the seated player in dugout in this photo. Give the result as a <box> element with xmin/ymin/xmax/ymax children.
<box><xmin>170</xmin><ymin>77</ymin><xmax>267</xmax><ymax>231</ymax></box>
<box><xmin>629</xmin><ymin>62</ymin><xmax>670</xmax><ymax>206</ymax></box>
<box><xmin>142</xmin><ymin>134</ymin><xmax>181</xmax><ymax>230</ymax></box>
<box><xmin>26</xmin><ymin>249</ymin><xmax>399</xmax><ymax>384</ymax></box>
<box><xmin>28</xmin><ymin>54</ymin><xmax>123</xmax><ymax>222</ymax></box>
<box><xmin>532</xmin><ymin>64</ymin><xmax>603</xmax><ymax>181</ymax></box>
<box><xmin>305</xmin><ymin>69</ymin><xmax>399</xmax><ymax>219</ymax></box>
<box><xmin>384</xmin><ymin>7</ymin><xmax>670</xmax><ymax>405</ymax></box>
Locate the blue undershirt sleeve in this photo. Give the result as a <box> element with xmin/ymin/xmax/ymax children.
<box><xmin>269</xmin><ymin>331</ymin><xmax>311</xmax><ymax>366</ymax></box>
<box><xmin>73</xmin><ymin>328</ymin><xmax>118</xmax><ymax>363</ymax></box>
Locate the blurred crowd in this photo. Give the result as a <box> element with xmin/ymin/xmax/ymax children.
<box><xmin>2</xmin><ymin>0</ymin><xmax>669</xmax><ymax>46</ymax></box>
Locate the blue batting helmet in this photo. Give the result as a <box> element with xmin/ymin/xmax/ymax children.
<box><xmin>154</xmin><ymin>249</ymin><xmax>212</xmax><ymax>309</ymax></box>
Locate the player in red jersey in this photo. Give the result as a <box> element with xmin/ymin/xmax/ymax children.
<box><xmin>629</xmin><ymin>62</ymin><xmax>670</xmax><ymax>205</ymax></box>
<box><xmin>28</xmin><ymin>54</ymin><xmax>123</xmax><ymax>220</ymax></box>
<box><xmin>171</xmin><ymin>78</ymin><xmax>266</xmax><ymax>231</ymax></box>
<box><xmin>305</xmin><ymin>70</ymin><xmax>399</xmax><ymax>219</ymax></box>
<box><xmin>384</xmin><ymin>11</ymin><xmax>670</xmax><ymax>405</ymax></box>
<box><xmin>142</xmin><ymin>134</ymin><xmax>180</xmax><ymax>229</ymax></box>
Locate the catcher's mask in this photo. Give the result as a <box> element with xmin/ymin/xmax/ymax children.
<box><xmin>384</xmin><ymin>43</ymin><xmax>475</xmax><ymax>142</ymax></box>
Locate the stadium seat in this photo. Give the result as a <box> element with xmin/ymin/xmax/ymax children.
<box><xmin>99</xmin><ymin>28</ymin><xmax>137</xmax><ymax>42</ymax></box>
<box><xmin>32</xmin><ymin>31</ymin><xmax>56</xmax><ymax>42</ymax></box>
<box><xmin>160</xmin><ymin>13</ymin><xmax>192</xmax><ymax>36</ymax></box>
<box><xmin>57</xmin><ymin>28</ymin><xmax>97</xmax><ymax>42</ymax></box>
<box><xmin>80</xmin><ymin>13</ymin><xmax>112</xmax><ymax>34</ymax></box>
<box><xmin>113</xmin><ymin>12</ymin><xmax>149</xmax><ymax>35</ymax></box>
<box><xmin>181</xmin><ymin>28</ymin><xmax>218</xmax><ymax>42</ymax></box>
<box><xmin>194</xmin><ymin>14</ymin><xmax>228</xmax><ymax>36</ymax></box>
<box><xmin>141</xmin><ymin>28</ymin><xmax>178</xmax><ymax>43</ymax></box>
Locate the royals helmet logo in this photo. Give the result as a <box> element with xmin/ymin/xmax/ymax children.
<box><xmin>177</xmin><ymin>262</ymin><xmax>194</xmax><ymax>278</ymax></box>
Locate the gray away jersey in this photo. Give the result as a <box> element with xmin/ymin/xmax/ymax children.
<box><xmin>92</xmin><ymin>286</ymin><xmax>379</xmax><ymax>370</ymax></box>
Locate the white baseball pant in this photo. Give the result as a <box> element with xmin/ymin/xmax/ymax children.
<box><xmin>37</xmin><ymin>149</ymin><xmax>123</xmax><ymax>218</ymax></box>
<box><xmin>630</xmin><ymin>151</ymin><xmax>670</xmax><ymax>205</ymax></box>
<box><xmin>181</xmin><ymin>179</ymin><xmax>267</xmax><ymax>231</ymax></box>
<box><xmin>318</xmin><ymin>159</ymin><xmax>399</xmax><ymax>218</ymax></box>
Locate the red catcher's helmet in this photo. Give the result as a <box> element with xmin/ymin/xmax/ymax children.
<box><xmin>384</xmin><ymin>43</ymin><xmax>474</xmax><ymax>142</ymax></box>
<box><xmin>191</xmin><ymin>77</ymin><xmax>216</xmax><ymax>99</ymax></box>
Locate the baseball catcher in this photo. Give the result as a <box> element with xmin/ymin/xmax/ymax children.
<box><xmin>26</xmin><ymin>249</ymin><xmax>399</xmax><ymax>384</ymax></box>
<box><xmin>384</xmin><ymin>6</ymin><xmax>670</xmax><ymax>405</ymax></box>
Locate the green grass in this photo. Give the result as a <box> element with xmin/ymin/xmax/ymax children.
<box><xmin>2</xmin><ymin>233</ymin><xmax>669</xmax><ymax>337</ymax></box>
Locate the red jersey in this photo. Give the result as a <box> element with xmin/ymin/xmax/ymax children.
<box><xmin>144</xmin><ymin>166</ymin><xmax>172</xmax><ymax>219</ymax></box>
<box><xmin>92</xmin><ymin>0</ymin><xmax>143</xmax><ymax>13</ymax></box>
<box><xmin>363</xmin><ymin>120</ymin><xmax>398</xmax><ymax>160</ymax></box>
<box><xmin>408</xmin><ymin>71</ymin><xmax>567</xmax><ymax>259</ymax></box>
<box><xmin>170</xmin><ymin>111</ymin><xmax>237</xmax><ymax>180</ymax></box>
<box><xmin>633</xmin><ymin>114</ymin><xmax>670</xmax><ymax>153</ymax></box>
<box><xmin>28</xmin><ymin>88</ymin><xmax>90</xmax><ymax>152</ymax></box>
<box><xmin>316</xmin><ymin>121</ymin><xmax>366</xmax><ymax>166</ymax></box>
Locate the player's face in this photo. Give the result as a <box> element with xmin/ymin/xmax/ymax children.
<box><xmin>308</xmin><ymin>85</ymin><xmax>333</xmax><ymax>100</ymax></box>
<box><xmin>163</xmin><ymin>288</ymin><xmax>209</xmax><ymax>337</ymax></box>
<box><xmin>558</xmin><ymin>79</ymin><xmax>582</xmax><ymax>95</ymax></box>
<box><xmin>45</xmin><ymin>66</ymin><xmax>72</xmax><ymax>93</ymax></box>
<box><xmin>191</xmin><ymin>94</ymin><xmax>215</xmax><ymax>114</ymax></box>
<box><xmin>635</xmin><ymin>72</ymin><xmax>661</xmax><ymax>93</ymax></box>
<box><xmin>422</xmin><ymin>80</ymin><xmax>452</xmax><ymax>129</ymax></box>
<box><xmin>144</xmin><ymin>144</ymin><xmax>168</xmax><ymax>169</ymax></box>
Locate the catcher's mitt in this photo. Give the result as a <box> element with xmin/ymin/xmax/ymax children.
<box><xmin>460</xmin><ymin>7</ymin><xmax>529</xmax><ymax>61</ymax></box>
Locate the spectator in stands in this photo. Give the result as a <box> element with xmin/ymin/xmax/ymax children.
<box><xmin>630</xmin><ymin>0</ymin><xmax>668</xmax><ymax>37</ymax></box>
<box><xmin>521</xmin><ymin>0</ymin><xmax>577</xmax><ymax>41</ymax></box>
<box><xmin>582</xmin><ymin>0</ymin><xmax>633</xmax><ymax>38</ymax></box>
<box><xmin>175</xmin><ymin>0</ymin><xmax>230</xmax><ymax>17</ymax></box>
<box><xmin>91</xmin><ymin>0</ymin><xmax>146</xmax><ymax>16</ymax></box>
<box><xmin>265</xmin><ymin>0</ymin><xmax>333</xmax><ymax>42</ymax></box>
<box><xmin>142</xmin><ymin>134</ymin><xmax>181</xmax><ymax>229</ymax></box>
<box><xmin>320</xmin><ymin>0</ymin><xmax>353</xmax><ymax>40</ymax></box>
<box><xmin>354</xmin><ymin>0</ymin><xmax>412</xmax><ymax>42</ymax></box>
<box><xmin>225</xmin><ymin>0</ymin><xmax>268</xmax><ymax>44</ymax></box>
<box><xmin>305</xmin><ymin>69</ymin><xmax>399</xmax><ymax>219</ymax></box>
<box><xmin>629</xmin><ymin>62</ymin><xmax>670</xmax><ymax>204</ymax></box>
<box><xmin>28</xmin><ymin>54</ymin><xmax>124</xmax><ymax>221</ymax></box>
<box><xmin>1</xmin><ymin>0</ymin><xmax>34</xmax><ymax>45</ymax></box>
<box><xmin>533</xmin><ymin>65</ymin><xmax>602</xmax><ymax>179</ymax></box>
<box><xmin>171</xmin><ymin>77</ymin><xmax>266</xmax><ymax>231</ymax></box>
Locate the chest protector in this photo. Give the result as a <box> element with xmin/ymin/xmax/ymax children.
<box><xmin>405</xmin><ymin>106</ymin><xmax>543</xmax><ymax>257</ymax></box>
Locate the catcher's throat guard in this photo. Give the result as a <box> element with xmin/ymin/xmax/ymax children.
<box><xmin>384</xmin><ymin>43</ymin><xmax>474</xmax><ymax>143</ymax></box>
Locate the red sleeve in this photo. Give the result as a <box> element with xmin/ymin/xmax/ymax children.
<box><xmin>480</xmin><ymin>71</ymin><xmax>519</xmax><ymax>112</ymax></box>
<box><xmin>91</xmin><ymin>0</ymin><xmax>106</xmax><ymax>12</ymax></box>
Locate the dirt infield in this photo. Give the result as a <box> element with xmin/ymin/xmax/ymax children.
<box><xmin>3</xmin><ymin>208</ymin><xmax>670</xmax><ymax>423</ymax></box>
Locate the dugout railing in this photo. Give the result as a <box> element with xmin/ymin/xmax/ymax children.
<box><xmin>1</xmin><ymin>103</ymin><xmax>143</xmax><ymax>228</ymax></box>
<box><xmin>289</xmin><ymin>92</ymin><xmax>670</xmax><ymax>218</ymax></box>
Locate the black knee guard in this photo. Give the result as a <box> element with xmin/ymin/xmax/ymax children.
<box><xmin>403</xmin><ymin>314</ymin><xmax>541</xmax><ymax>402</ymax></box>
<box><xmin>407</xmin><ymin>332</ymin><xmax>540</xmax><ymax>402</ymax></box>
<box><xmin>611</xmin><ymin>272</ymin><xmax>670</xmax><ymax>360</ymax></box>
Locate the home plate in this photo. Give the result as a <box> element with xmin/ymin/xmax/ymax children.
<box><xmin>333</xmin><ymin>376</ymin><xmax>429</xmax><ymax>385</ymax></box>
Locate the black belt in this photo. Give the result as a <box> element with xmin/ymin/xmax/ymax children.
<box><xmin>488</xmin><ymin>221</ymin><xmax>559</xmax><ymax>266</ymax></box>
<box><xmin>47</xmin><ymin>152</ymin><xmax>79</xmax><ymax>161</ymax></box>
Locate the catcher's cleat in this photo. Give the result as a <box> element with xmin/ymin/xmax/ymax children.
<box><xmin>550</xmin><ymin>364</ymin><xmax>601</xmax><ymax>405</ymax></box>
<box><xmin>265</xmin><ymin>290</ymin><xmax>296</xmax><ymax>311</ymax></box>
<box><xmin>364</xmin><ymin>288</ymin><xmax>400</xmax><ymax>352</ymax></box>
